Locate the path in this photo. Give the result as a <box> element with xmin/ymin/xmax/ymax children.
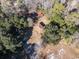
<box><xmin>26</xmin><ymin>13</ymin><xmax>79</xmax><ymax>59</ymax></box>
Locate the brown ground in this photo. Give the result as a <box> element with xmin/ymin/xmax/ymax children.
<box><xmin>28</xmin><ymin>14</ymin><xmax>79</xmax><ymax>59</ymax></box>
<box><xmin>28</xmin><ymin>15</ymin><xmax>48</xmax><ymax>44</ymax></box>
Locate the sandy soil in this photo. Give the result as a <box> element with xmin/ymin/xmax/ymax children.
<box><xmin>28</xmin><ymin>14</ymin><xmax>79</xmax><ymax>59</ymax></box>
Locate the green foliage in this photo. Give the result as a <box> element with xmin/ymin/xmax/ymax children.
<box><xmin>43</xmin><ymin>2</ymin><xmax>78</xmax><ymax>44</ymax></box>
<box><xmin>43</xmin><ymin>13</ymin><xmax>77</xmax><ymax>44</ymax></box>
<box><xmin>52</xmin><ymin>1</ymin><xmax>65</xmax><ymax>14</ymax></box>
<box><xmin>65</xmin><ymin>12</ymin><xmax>79</xmax><ymax>22</ymax></box>
<box><xmin>0</xmin><ymin>12</ymin><xmax>28</xmax><ymax>53</ymax></box>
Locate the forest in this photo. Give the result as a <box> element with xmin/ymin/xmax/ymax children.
<box><xmin>0</xmin><ymin>0</ymin><xmax>79</xmax><ymax>59</ymax></box>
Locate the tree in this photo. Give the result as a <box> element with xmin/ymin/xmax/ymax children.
<box><xmin>0</xmin><ymin>9</ymin><xmax>28</xmax><ymax>53</ymax></box>
<box><xmin>43</xmin><ymin>1</ymin><xmax>78</xmax><ymax>44</ymax></box>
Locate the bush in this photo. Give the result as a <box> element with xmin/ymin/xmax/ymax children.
<box><xmin>43</xmin><ymin>13</ymin><xmax>77</xmax><ymax>44</ymax></box>
<box><xmin>43</xmin><ymin>1</ymin><xmax>78</xmax><ymax>44</ymax></box>
<box><xmin>0</xmin><ymin>10</ymin><xmax>28</xmax><ymax>53</ymax></box>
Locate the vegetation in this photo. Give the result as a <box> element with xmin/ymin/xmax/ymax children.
<box><xmin>0</xmin><ymin>0</ymin><xmax>79</xmax><ymax>58</ymax></box>
<box><xmin>43</xmin><ymin>1</ymin><xmax>78</xmax><ymax>44</ymax></box>
<box><xmin>0</xmin><ymin>6</ymin><xmax>28</xmax><ymax>53</ymax></box>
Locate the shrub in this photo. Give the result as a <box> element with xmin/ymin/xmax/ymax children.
<box><xmin>43</xmin><ymin>13</ymin><xmax>77</xmax><ymax>44</ymax></box>
<box><xmin>0</xmin><ymin>11</ymin><xmax>28</xmax><ymax>53</ymax></box>
<box><xmin>43</xmin><ymin>1</ymin><xmax>78</xmax><ymax>44</ymax></box>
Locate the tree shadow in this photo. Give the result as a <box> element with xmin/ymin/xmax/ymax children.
<box><xmin>0</xmin><ymin>11</ymin><xmax>40</xmax><ymax>59</ymax></box>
